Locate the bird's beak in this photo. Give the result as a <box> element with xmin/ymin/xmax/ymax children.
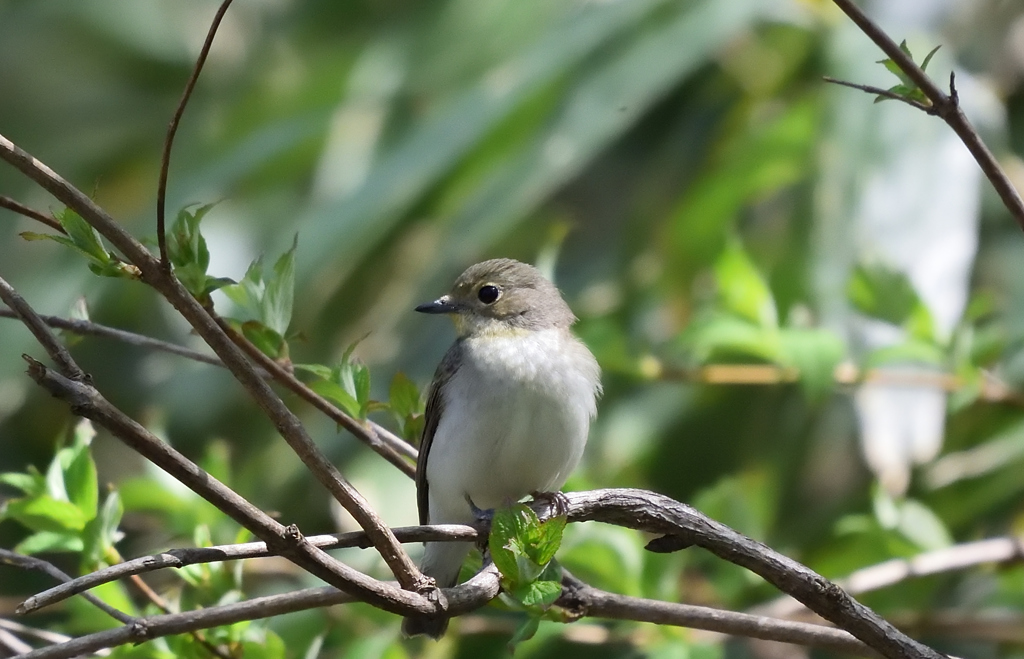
<box><xmin>415</xmin><ymin>295</ymin><xmax>460</xmax><ymax>314</ymax></box>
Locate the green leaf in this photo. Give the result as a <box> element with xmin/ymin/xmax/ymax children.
<box><xmin>15</xmin><ymin>530</ymin><xmax>84</xmax><ymax>555</ymax></box>
<box><xmin>920</xmin><ymin>45</ymin><xmax>941</xmax><ymax>72</ymax></box>
<box><xmin>531</xmin><ymin>514</ymin><xmax>566</xmax><ymax>566</ymax></box>
<box><xmin>389</xmin><ymin>372</ymin><xmax>421</xmax><ymax>419</ymax></box>
<box><xmin>512</xmin><ymin>579</ymin><xmax>562</xmax><ymax>609</ymax></box>
<box><xmin>239</xmin><ymin>322</ymin><xmax>284</xmax><ymax>359</ymax></box>
<box><xmin>0</xmin><ymin>471</ymin><xmax>46</xmax><ymax>496</ymax></box>
<box><xmin>714</xmin><ymin>240</ymin><xmax>777</xmax><ymax>328</ymax></box>
<box><xmin>307</xmin><ymin>379</ymin><xmax>361</xmax><ymax>418</ymax></box>
<box><xmin>681</xmin><ymin>313</ymin><xmax>781</xmax><ymax>364</ymax></box>
<box><xmin>3</xmin><ymin>495</ymin><xmax>89</xmax><ymax>532</ymax></box>
<box><xmin>352</xmin><ymin>362</ymin><xmax>371</xmax><ymax>418</ymax></box>
<box><xmin>82</xmin><ymin>490</ymin><xmax>124</xmax><ymax>570</ymax></box>
<box><xmin>490</xmin><ymin>504</ymin><xmax>543</xmax><ymax>583</ymax></box>
<box><xmin>865</xmin><ymin>339</ymin><xmax>945</xmax><ymax>369</ymax></box>
<box><xmin>507</xmin><ymin>616</ymin><xmax>540</xmax><ymax>651</ymax></box>
<box><xmin>847</xmin><ymin>261</ymin><xmax>922</xmax><ymax>327</ymax></box>
<box><xmin>263</xmin><ymin>236</ymin><xmax>297</xmax><ymax>336</ymax></box>
<box><xmin>57</xmin><ymin>208</ymin><xmax>111</xmax><ymax>264</ymax></box>
<box><xmin>63</xmin><ymin>420</ymin><xmax>99</xmax><ymax>520</ymax></box>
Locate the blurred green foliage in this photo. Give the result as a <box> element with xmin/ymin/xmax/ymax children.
<box><xmin>3</xmin><ymin>0</ymin><xmax>1024</xmax><ymax>657</ymax></box>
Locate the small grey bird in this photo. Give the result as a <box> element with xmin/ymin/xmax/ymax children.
<box><xmin>402</xmin><ymin>258</ymin><xmax>601</xmax><ymax>638</ymax></box>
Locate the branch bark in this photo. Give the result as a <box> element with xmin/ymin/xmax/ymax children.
<box><xmin>0</xmin><ymin>131</ymin><xmax>424</xmax><ymax>592</ymax></box>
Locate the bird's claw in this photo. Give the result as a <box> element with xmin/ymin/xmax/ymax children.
<box><xmin>530</xmin><ymin>490</ymin><xmax>569</xmax><ymax>519</ymax></box>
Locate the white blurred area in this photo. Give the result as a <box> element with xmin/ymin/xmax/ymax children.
<box><xmin>817</xmin><ymin>0</ymin><xmax>1003</xmax><ymax>494</ymax></box>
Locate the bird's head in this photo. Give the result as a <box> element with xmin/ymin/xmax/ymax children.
<box><xmin>415</xmin><ymin>258</ymin><xmax>576</xmax><ymax>338</ymax></box>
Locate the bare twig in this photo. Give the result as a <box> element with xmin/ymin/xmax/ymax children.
<box><xmin>0</xmin><ymin>195</ymin><xmax>64</xmax><ymax>233</ymax></box>
<box><xmin>21</xmin><ymin>524</ymin><xmax>481</xmax><ymax>615</ymax></box>
<box><xmin>127</xmin><ymin>574</ymin><xmax>232</xmax><ymax>659</ymax></box>
<box><xmin>758</xmin><ymin>536</ymin><xmax>1024</xmax><ymax>619</ymax></box>
<box><xmin>0</xmin><ymin>131</ymin><xmax>425</xmax><ymax>592</ymax></box>
<box><xmin>0</xmin><ymin>549</ymin><xmax>134</xmax><ymax>625</ymax></box>
<box><xmin>830</xmin><ymin>0</ymin><xmax>1024</xmax><ymax>231</ymax></box>
<box><xmin>15</xmin><ymin>566</ymin><xmax>502</xmax><ymax>659</ymax></box>
<box><xmin>156</xmin><ymin>0</ymin><xmax>234</xmax><ymax>270</ymax></box>
<box><xmin>558</xmin><ymin>573</ymin><xmax>874</xmax><ymax>656</ymax></box>
<box><xmin>212</xmin><ymin>313</ymin><xmax>417</xmax><ymax>474</ymax></box>
<box><xmin>0</xmin><ymin>277</ymin><xmax>86</xmax><ymax>382</ymax></box>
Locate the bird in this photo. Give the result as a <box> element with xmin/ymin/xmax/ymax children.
<box><xmin>401</xmin><ymin>258</ymin><xmax>601</xmax><ymax>638</ymax></box>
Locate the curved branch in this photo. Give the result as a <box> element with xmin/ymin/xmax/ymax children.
<box><xmin>156</xmin><ymin>0</ymin><xmax>234</xmax><ymax>269</ymax></box>
<box><xmin>0</xmin><ymin>195</ymin><xmax>64</xmax><ymax>233</ymax></box>
<box><xmin>0</xmin><ymin>131</ymin><xmax>424</xmax><ymax>592</ymax></box>
<box><xmin>0</xmin><ymin>550</ymin><xmax>134</xmax><ymax>625</ymax></box>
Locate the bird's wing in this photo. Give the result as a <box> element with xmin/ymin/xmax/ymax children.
<box><xmin>416</xmin><ymin>341</ymin><xmax>463</xmax><ymax>526</ymax></box>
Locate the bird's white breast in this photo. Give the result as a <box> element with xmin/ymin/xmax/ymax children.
<box><xmin>425</xmin><ymin>328</ymin><xmax>600</xmax><ymax>523</ymax></box>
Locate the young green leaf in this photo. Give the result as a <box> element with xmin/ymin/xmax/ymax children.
<box><xmin>3</xmin><ymin>495</ymin><xmax>90</xmax><ymax>532</ymax></box>
<box><xmin>0</xmin><ymin>471</ymin><xmax>46</xmax><ymax>497</ymax></box>
<box><xmin>714</xmin><ymin>240</ymin><xmax>777</xmax><ymax>329</ymax></box>
<box><xmin>15</xmin><ymin>531</ymin><xmax>85</xmax><ymax>555</ymax></box>
<box><xmin>263</xmin><ymin>236</ymin><xmax>297</xmax><ymax>336</ymax></box>
<box><xmin>847</xmin><ymin>261</ymin><xmax>921</xmax><ymax>327</ymax></box>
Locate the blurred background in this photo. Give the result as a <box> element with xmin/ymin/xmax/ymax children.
<box><xmin>3</xmin><ymin>0</ymin><xmax>1024</xmax><ymax>657</ymax></box>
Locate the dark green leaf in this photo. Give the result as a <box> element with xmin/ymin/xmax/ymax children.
<box><xmin>63</xmin><ymin>441</ymin><xmax>98</xmax><ymax>521</ymax></box>
<box><xmin>389</xmin><ymin>372</ymin><xmax>421</xmax><ymax>419</ymax></box>
<box><xmin>847</xmin><ymin>261</ymin><xmax>921</xmax><ymax>326</ymax></box>
<box><xmin>240</xmin><ymin>322</ymin><xmax>284</xmax><ymax>359</ymax></box>
<box><xmin>507</xmin><ymin>616</ymin><xmax>540</xmax><ymax>652</ymax></box>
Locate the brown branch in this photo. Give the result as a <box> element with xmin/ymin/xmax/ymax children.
<box><xmin>14</xmin><ymin>566</ymin><xmax>502</xmax><ymax>659</ymax></box>
<box><xmin>212</xmin><ymin>313</ymin><xmax>417</xmax><ymax>475</ymax></box>
<box><xmin>0</xmin><ymin>277</ymin><xmax>87</xmax><ymax>382</ymax></box>
<box><xmin>21</xmin><ymin>524</ymin><xmax>481</xmax><ymax>615</ymax></box>
<box><xmin>558</xmin><ymin>490</ymin><xmax>945</xmax><ymax>659</ymax></box>
<box><xmin>830</xmin><ymin>0</ymin><xmax>1024</xmax><ymax>231</ymax></box>
<box><xmin>127</xmin><ymin>574</ymin><xmax>232</xmax><ymax>659</ymax></box>
<box><xmin>156</xmin><ymin>0</ymin><xmax>234</xmax><ymax>270</ymax></box>
<box><xmin>0</xmin><ymin>308</ymin><xmax>420</xmax><ymax>467</ymax></box>
<box><xmin>0</xmin><ymin>195</ymin><xmax>64</xmax><ymax>233</ymax></box>
<box><xmin>558</xmin><ymin>574</ymin><xmax>874</xmax><ymax>656</ymax></box>
<box><xmin>0</xmin><ymin>550</ymin><xmax>134</xmax><ymax>625</ymax></box>
<box><xmin>0</xmin><ymin>131</ymin><xmax>424</xmax><ymax>592</ymax></box>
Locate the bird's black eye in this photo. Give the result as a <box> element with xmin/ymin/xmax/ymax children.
<box><xmin>477</xmin><ymin>284</ymin><xmax>500</xmax><ymax>304</ymax></box>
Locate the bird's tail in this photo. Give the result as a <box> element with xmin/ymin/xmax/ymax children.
<box><xmin>401</xmin><ymin>541</ymin><xmax>471</xmax><ymax>639</ymax></box>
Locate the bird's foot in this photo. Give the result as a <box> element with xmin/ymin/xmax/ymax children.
<box><xmin>530</xmin><ymin>490</ymin><xmax>569</xmax><ymax>519</ymax></box>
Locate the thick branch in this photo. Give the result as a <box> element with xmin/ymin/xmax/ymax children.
<box><xmin>830</xmin><ymin>0</ymin><xmax>1024</xmax><ymax>231</ymax></box>
<box><xmin>0</xmin><ymin>131</ymin><xmax>423</xmax><ymax>591</ymax></box>
<box><xmin>559</xmin><ymin>490</ymin><xmax>945</xmax><ymax>659</ymax></box>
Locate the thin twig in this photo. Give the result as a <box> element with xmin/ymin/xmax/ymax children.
<box><xmin>822</xmin><ymin>76</ymin><xmax>937</xmax><ymax>115</ymax></box>
<box><xmin>558</xmin><ymin>572</ymin><xmax>874</xmax><ymax>656</ymax></box>
<box><xmin>830</xmin><ymin>0</ymin><xmax>1024</xmax><ymax>231</ymax></box>
<box><xmin>156</xmin><ymin>0</ymin><xmax>235</xmax><ymax>270</ymax></box>
<box><xmin>14</xmin><ymin>566</ymin><xmax>502</xmax><ymax>659</ymax></box>
<box><xmin>0</xmin><ymin>195</ymin><xmax>64</xmax><ymax>233</ymax></box>
<box><xmin>757</xmin><ymin>536</ymin><xmax>1024</xmax><ymax>619</ymax></box>
<box><xmin>0</xmin><ymin>277</ymin><xmax>86</xmax><ymax>381</ymax></box>
<box><xmin>0</xmin><ymin>550</ymin><xmax>135</xmax><ymax>625</ymax></box>
<box><xmin>21</xmin><ymin>525</ymin><xmax>480</xmax><ymax>615</ymax></box>
<box><xmin>212</xmin><ymin>313</ymin><xmax>417</xmax><ymax>473</ymax></box>
<box><xmin>127</xmin><ymin>574</ymin><xmax>232</xmax><ymax>659</ymax></box>
<box><xmin>0</xmin><ymin>131</ymin><xmax>426</xmax><ymax>592</ymax></box>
